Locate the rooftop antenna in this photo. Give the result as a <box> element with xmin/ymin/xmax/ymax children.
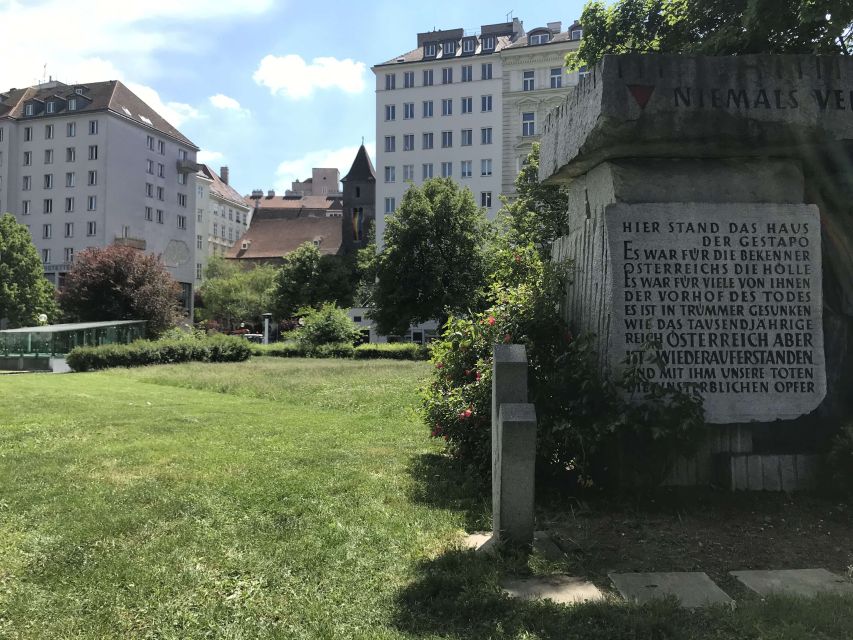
<box><xmin>506</xmin><ymin>10</ymin><xmax>514</xmax><ymax>22</ymax></box>
<box><xmin>361</xmin><ymin>135</ymin><xmax>364</xmax><ymax>145</ymax></box>
<box><xmin>42</xmin><ymin>63</ymin><xmax>47</xmax><ymax>84</ymax></box>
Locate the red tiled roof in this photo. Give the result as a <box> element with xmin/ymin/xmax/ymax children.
<box><xmin>199</xmin><ymin>164</ymin><xmax>250</xmax><ymax>208</ymax></box>
<box><xmin>249</xmin><ymin>195</ymin><xmax>342</xmax><ymax>211</ymax></box>
<box><xmin>225</xmin><ymin>216</ymin><xmax>342</xmax><ymax>260</ymax></box>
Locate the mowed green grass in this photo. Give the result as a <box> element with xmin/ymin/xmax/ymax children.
<box><xmin>1</xmin><ymin>358</ymin><xmax>852</xmax><ymax>639</ymax></box>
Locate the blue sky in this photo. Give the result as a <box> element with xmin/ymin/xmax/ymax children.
<box><xmin>0</xmin><ymin>0</ymin><xmax>587</xmax><ymax>196</ymax></box>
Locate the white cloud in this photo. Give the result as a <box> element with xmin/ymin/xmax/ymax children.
<box><xmin>198</xmin><ymin>150</ymin><xmax>225</xmax><ymax>164</ymax></box>
<box><xmin>253</xmin><ymin>54</ymin><xmax>367</xmax><ymax>99</ymax></box>
<box><xmin>274</xmin><ymin>142</ymin><xmax>375</xmax><ymax>192</ymax></box>
<box><xmin>209</xmin><ymin>94</ymin><xmax>243</xmax><ymax>111</ymax></box>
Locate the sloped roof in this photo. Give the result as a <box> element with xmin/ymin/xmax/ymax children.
<box><xmin>225</xmin><ymin>216</ymin><xmax>343</xmax><ymax>260</ymax></box>
<box><xmin>199</xmin><ymin>164</ymin><xmax>250</xmax><ymax>208</ymax></box>
<box><xmin>376</xmin><ymin>34</ymin><xmax>514</xmax><ymax>66</ymax></box>
<box><xmin>248</xmin><ymin>194</ymin><xmax>343</xmax><ymax>212</ymax></box>
<box><xmin>0</xmin><ymin>80</ymin><xmax>197</xmax><ymax>148</ymax></box>
<box><xmin>503</xmin><ymin>29</ymin><xmax>578</xmax><ymax>50</ymax></box>
<box><xmin>342</xmin><ymin>144</ymin><xmax>376</xmax><ymax>182</ymax></box>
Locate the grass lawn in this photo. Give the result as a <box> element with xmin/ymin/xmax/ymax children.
<box><xmin>1</xmin><ymin>357</ymin><xmax>852</xmax><ymax>639</ymax></box>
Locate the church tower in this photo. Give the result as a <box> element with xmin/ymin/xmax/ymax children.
<box><xmin>341</xmin><ymin>144</ymin><xmax>376</xmax><ymax>254</ymax></box>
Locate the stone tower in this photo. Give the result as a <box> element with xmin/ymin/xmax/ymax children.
<box><xmin>341</xmin><ymin>144</ymin><xmax>376</xmax><ymax>254</ymax></box>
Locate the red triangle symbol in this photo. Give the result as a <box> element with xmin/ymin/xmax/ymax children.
<box><xmin>627</xmin><ymin>84</ymin><xmax>655</xmax><ymax>109</ymax></box>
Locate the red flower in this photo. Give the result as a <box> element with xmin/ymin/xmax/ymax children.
<box><xmin>431</xmin><ymin>425</ymin><xmax>443</xmax><ymax>437</ymax></box>
<box><xmin>503</xmin><ymin>334</ymin><xmax>512</xmax><ymax>343</ymax></box>
<box><xmin>435</xmin><ymin>362</ymin><xmax>444</xmax><ymax>369</ymax></box>
<box><xmin>464</xmin><ymin>369</ymin><xmax>471</xmax><ymax>376</ymax></box>
<box><xmin>514</xmin><ymin>254</ymin><xmax>521</xmax><ymax>263</ymax></box>
<box><xmin>464</xmin><ymin>409</ymin><xmax>472</xmax><ymax>418</ymax></box>
<box><xmin>487</xmin><ymin>316</ymin><xmax>496</xmax><ymax>326</ymax></box>
<box><xmin>475</xmin><ymin>371</ymin><xmax>481</xmax><ymax>381</ymax></box>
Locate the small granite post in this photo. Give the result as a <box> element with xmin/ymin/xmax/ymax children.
<box><xmin>494</xmin><ymin>403</ymin><xmax>538</xmax><ymax>546</ymax></box>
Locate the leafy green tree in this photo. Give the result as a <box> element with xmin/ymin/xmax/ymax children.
<box><xmin>372</xmin><ymin>178</ymin><xmax>490</xmax><ymax>336</ymax></box>
<box><xmin>296</xmin><ymin>303</ymin><xmax>361</xmax><ymax>347</ymax></box>
<box><xmin>59</xmin><ymin>245</ymin><xmax>180</xmax><ymax>337</ymax></box>
<box><xmin>198</xmin><ymin>258</ymin><xmax>277</xmax><ymax>330</ymax></box>
<box><xmin>0</xmin><ymin>213</ymin><xmax>58</xmax><ymax>327</ymax></box>
<box><xmin>272</xmin><ymin>242</ymin><xmax>356</xmax><ymax>318</ymax></box>
<box><xmin>569</xmin><ymin>0</ymin><xmax>853</xmax><ymax>70</ymax></box>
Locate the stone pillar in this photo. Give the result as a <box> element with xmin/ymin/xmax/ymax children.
<box><xmin>494</xmin><ymin>403</ymin><xmax>537</xmax><ymax>546</ymax></box>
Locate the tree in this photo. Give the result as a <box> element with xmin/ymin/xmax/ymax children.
<box><xmin>569</xmin><ymin>0</ymin><xmax>853</xmax><ymax>70</ymax></box>
<box><xmin>372</xmin><ymin>178</ymin><xmax>490</xmax><ymax>336</ymax></box>
<box><xmin>0</xmin><ymin>213</ymin><xmax>58</xmax><ymax>327</ymax></box>
<box><xmin>198</xmin><ymin>258</ymin><xmax>277</xmax><ymax>330</ymax></box>
<box><xmin>272</xmin><ymin>242</ymin><xmax>356</xmax><ymax>318</ymax></box>
<box><xmin>58</xmin><ymin>245</ymin><xmax>181</xmax><ymax>337</ymax></box>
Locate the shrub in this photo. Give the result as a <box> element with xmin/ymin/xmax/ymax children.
<box><xmin>67</xmin><ymin>335</ymin><xmax>251</xmax><ymax>371</ymax></box>
<box><xmin>296</xmin><ymin>304</ymin><xmax>361</xmax><ymax>347</ymax></box>
<box><xmin>310</xmin><ymin>342</ymin><xmax>355</xmax><ymax>359</ymax></box>
<box><xmin>354</xmin><ymin>343</ymin><xmax>430</xmax><ymax>360</ymax></box>
<box><xmin>250</xmin><ymin>342</ymin><xmax>306</xmax><ymax>358</ymax></box>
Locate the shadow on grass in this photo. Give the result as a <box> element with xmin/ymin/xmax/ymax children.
<box><xmin>391</xmin><ymin>548</ymin><xmax>723</xmax><ymax>640</ymax></box>
<box><xmin>406</xmin><ymin>453</ymin><xmax>491</xmax><ymax>532</ymax></box>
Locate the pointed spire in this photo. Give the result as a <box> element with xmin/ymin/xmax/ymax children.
<box><xmin>342</xmin><ymin>144</ymin><xmax>376</xmax><ymax>182</ymax></box>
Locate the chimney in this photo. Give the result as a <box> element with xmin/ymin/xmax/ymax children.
<box><xmin>267</xmin><ymin>189</ymin><xmax>275</xmax><ymax>198</ymax></box>
<box><xmin>547</xmin><ymin>21</ymin><xmax>562</xmax><ymax>33</ymax></box>
<box><xmin>220</xmin><ymin>166</ymin><xmax>229</xmax><ymax>185</ymax></box>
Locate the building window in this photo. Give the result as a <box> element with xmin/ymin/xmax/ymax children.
<box><xmin>178</xmin><ymin>149</ymin><xmax>187</xmax><ymax>161</ymax></box>
<box><xmin>65</xmin><ymin>197</ymin><xmax>74</xmax><ymax>213</ymax></box>
<box><xmin>213</xmin><ymin>223</ymin><xmax>218</xmax><ymax>236</ymax></box>
<box><xmin>481</xmin><ymin>158</ymin><xmax>493</xmax><ymax>176</ymax></box>
<box><xmin>442</xmin><ymin>67</ymin><xmax>453</xmax><ymax>84</ymax></box>
<box><xmin>87</xmin><ymin>170</ymin><xmax>97</xmax><ymax>186</ymax></box>
<box><xmin>482</xmin><ymin>35</ymin><xmax>495</xmax><ymax>50</ymax></box>
<box><xmin>522</xmin><ymin>112</ymin><xmax>535</xmax><ymax>136</ymax></box>
<box><xmin>146</xmin><ymin>182</ymin><xmax>154</xmax><ymax>197</ymax></box>
<box><xmin>21</xmin><ymin>200</ymin><xmax>30</xmax><ymax>215</ymax></box>
<box><xmin>441</xmin><ymin>98</ymin><xmax>452</xmax><ymax>116</ymax></box>
<box><xmin>45</xmin><ymin>124</ymin><xmax>54</xmax><ymax>139</ymax></box>
<box><xmin>403</xmin><ymin>102</ymin><xmax>414</xmax><ymax>119</ymax></box>
<box><xmin>423</xmin><ymin>69</ymin><xmax>434</xmax><ymax>86</ymax></box>
<box><xmin>146</xmin><ymin>159</ymin><xmax>153</xmax><ymax>174</ymax></box>
<box><xmin>89</xmin><ymin>120</ymin><xmax>98</xmax><ymax>135</ymax></box>
<box><xmin>404</xmin><ymin>71</ymin><xmax>414</xmax><ymax>88</ymax></box>
<box><xmin>65</xmin><ymin>247</ymin><xmax>74</xmax><ymax>263</ymax></box>
<box><xmin>424</xmin><ymin>42</ymin><xmax>436</xmax><ymax>57</ymax></box>
<box><xmin>43</xmin><ymin>198</ymin><xmax>53</xmax><ymax>214</ymax></box>
<box><xmin>44</xmin><ymin>173</ymin><xmax>54</xmax><ymax>189</ymax></box>
<box><xmin>177</xmin><ymin>214</ymin><xmax>187</xmax><ymax>230</ymax></box>
<box><xmin>65</xmin><ymin>172</ymin><xmax>75</xmax><ymax>187</ymax></box>
<box><xmin>384</xmin><ymin>197</ymin><xmax>396</xmax><ymax>214</ymax></box>
<box><xmin>463</xmin><ymin>39</ymin><xmax>475</xmax><ymax>54</ymax></box>
<box><xmin>196</xmin><ymin>234</ymin><xmax>203</xmax><ymax>249</ymax></box>
<box><xmin>196</xmin><ymin>263</ymin><xmax>203</xmax><ymax>280</ymax></box>
<box><xmin>66</xmin><ymin>147</ymin><xmax>75</xmax><ymax>162</ymax></box>
<box><xmin>178</xmin><ymin>193</ymin><xmax>187</xmax><ymax>207</ymax></box>
<box><xmin>64</xmin><ymin>222</ymin><xmax>74</xmax><ymax>237</ymax></box>
<box><xmin>25</xmin><ymin>104</ymin><xmax>34</xmax><ymax>116</ymax></box>
<box><xmin>403</xmin><ymin>164</ymin><xmax>414</xmax><ymax>181</ymax></box>
<box><xmin>156</xmin><ymin>140</ymin><xmax>164</xmax><ymax>154</ymax></box>
<box><xmin>145</xmin><ymin>206</ymin><xmax>153</xmax><ymax>221</ymax></box>
<box><xmin>572</xmin><ymin>28</ymin><xmax>583</xmax><ymax>40</ymax></box>
<box><xmin>481</xmin><ymin>95</ymin><xmax>492</xmax><ymax>111</ymax></box>
<box><xmin>24</xmin><ymin>126</ymin><xmax>32</xmax><ymax>142</ymax></box>
<box><xmin>551</xmin><ymin>67</ymin><xmax>563</xmax><ymax>88</ymax></box>
<box><xmin>87</xmin><ymin>221</ymin><xmax>97</xmax><ymax>236</ymax></box>
<box><xmin>384</xmin><ymin>166</ymin><xmax>396</xmax><ymax>183</ymax></box>
<box><xmin>422</xmin><ymin>163</ymin><xmax>433</xmax><ymax>180</ymax></box>
<box><xmin>46</xmin><ymin>102</ymin><xmax>56</xmax><ymax>114</ymax></box>
<box><xmin>23</xmin><ymin>151</ymin><xmax>32</xmax><ymax>166</ymax></box>
<box><xmin>385</xmin><ymin>104</ymin><xmax>396</xmax><ymax>121</ymax></box>
<box><xmin>147</xmin><ymin>135</ymin><xmax>155</xmax><ymax>150</ymax></box>
<box><xmin>42</xmin><ymin>249</ymin><xmax>50</xmax><ymax>263</ymax></box>
<box><xmin>481</xmin><ymin>191</ymin><xmax>492</xmax><ymax>207</ymax></box>
<box><xmin>158</xmin><ymin>162</ymin><xmax>165</xmax><ymax>178</ymax></box>
<box><xmin>462</xmin><ymin>65</ymin><xmax>473</xmax><ymax>82</ymax></box>
<box><xmin>43</xmin><ymin>224</ymin><xmax>52</xmax><ymax>239</ymax></box>
<box><xmin>403</xmin><ymin>134</ymin><xmax>414</xmax><ymax>151</ymax></box>
<box><xmin>422</xmin><ymin>132</ymin><xmax>433</xmax><ymax>149</ymax></box>
<box><xmin>156</xmin><ymin>209</ymin><xmax>164</xmax><ymax>224</ymax></box>
<box><xmin>461</xmin><ymin>129</ymin><xmax>473</xmax><ymax>146</ymax></box>
<box><xmin>0</xmin><ymin>128</ymin><xmax>3</xmax><ymax>142</ymax></box>
<box><xmin>157</xmin><ymin>186</ymin><xmax>164</xmax><ymax>200</ymax></box>
<box><xmin>88</xmin><ymin>145</ymin><xmax>98</xmax><ymax>160</ymax></box>
<box><xmin>441</xmin><ymin>161</ymin><xmax>452</xmax><ymax>178</ymax></box>
<box><xmin>177</xmin><ymin>172</ymin><xmax>186</xmax><ymax>185</ymax></box>
<box><xmin>461</xmin><ymin>160</ymin><xmax>472</xmax><ymax>178</ymax></box>
<box><xmin>67</xmin><ymin>122</ymin><xmax>76</xmax><ymax>137</ymax></box>
<box><xmin>443</xmin><ymin>40</ymin><xmax>455</xmax><ymax>55</ymax></box>
<box><xmin>530</xmin><ymin>32</ymin><xmax>550</xmax><ymax>45</ymax></box>
<box><xmin>482</xmin><ymin>63</ymin><xmax>493</xmax><ymax>80</ymax></box>
<box><xmin>481</xmin><ymin>127</ymin><xmax>493</xmax><ymax>144</ymax></box>
<box><xmin>523</xmin><ymin>70</ymin><xmax>535</xmax><ymax>91</ymax></box>
<box><xmin>68</xmin><ymin>98</ymin><xmax>77</xmax><ymax>111</ymax></box>
<box><xmin>22</xmin><ymin>175</ymin><xmax>31</xmax><ymax>190</ymax></box>
<box><xmin>384</xmin><ymin>73</ymin><xmax>396</xmax><ymax>90</ymax></box>
<box><xmin>44</xmin><ymin>149</ymin><xmax>53</xmax><ymax>164</ymax></box>
<box><xmin>422</xmin><ymin>100</ymin><xmax>433</xmax><ymax>117</ymax></box>
<box><xmin>441</xmin><ymin>131</ymin><xmax>452</xmax><ymax>148</ymax></box>
<box><xmin>87</xmin><ymin>195</ymin><xmax>96</xmax><ymax>211</ymax></box>
<box><xmin>384</xmin><ymin>136</ymin><xmax>395</xmax><ymax>152</ymax></box>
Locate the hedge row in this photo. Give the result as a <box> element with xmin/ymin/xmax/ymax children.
<box><xmin>67</xmin><ymin>335</ymin><xmax>252</xmax><ymax>372</ymax></box>
<box><xmin>250</xmin><ymin>341</ymin><xmax>430</xmax><ymax>360</ymax></box>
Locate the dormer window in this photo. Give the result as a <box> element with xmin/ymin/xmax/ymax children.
<box><xmin>572</xmin><ymin>28</ymin><xmax>583</xmax><ymax>40</ymax></box>
<box><xmin>25</xmin><ymin>104</ymin><xmax>33</xmax><ymax>116</ymax></box>
<box><xmin>424</xmin><ymin>42</ymin><xmax>437</xmax><ymax>57</ymax></box>
<box><xmin>443</xmin><ymin>40</ymin><xmax>456</xmax><ymax>55</ymax></box>
<box><xmin>462</xmin><ymin>38</ymin><xmax>475</xmax><ymax>53</ymax></box>
<box><xmin>46</xmin><ymin>102</ymin><xmax>55</xmax><ymax>114</ymax></box>
<box><xmin>75</xmin><ymin>88</ymin><xmax>84</xmax><ymax>95</ymax></box>
<box><xmin>482</xmin><ymin>35</ymin><xmax>495</xmax><ymax>50</ymax></box>
<box><xmin>68</xmin><ymin>98</ymin><xmax>77</xmax><ymax>111</ymax></box>
<box><xmin>529</xmin><ymin>31</ymin><xmax>551</xmax><ymax>45</ymax></box>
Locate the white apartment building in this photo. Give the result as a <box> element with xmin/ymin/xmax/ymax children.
<box><xmin>0</xmin><ymin>80</ymin><xmax>199</xmax><ymax>308</ymax></box>
<box><xmin>195</xmin><ymin>164</ymin><xmax>250</xmax><ymax>282</ymax></box>
<box><xmin>372</xmin><ymin>18</ymin><xmax>582</xmax><ymax>244</ymax></box>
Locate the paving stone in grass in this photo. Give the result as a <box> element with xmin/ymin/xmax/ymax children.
<box><xmin>502</xmin><ymin>575</ymin><xmax>604</xmax><ymax>604</ymax></box>
<box><xmin>609</xmin><ymin>572</ymin><xmax>734</xmax><ymax>608</ymax></box>
<box><xmin>730</xmin><ymin>569</ymin><xmax>853</xmax><ymax>598</ymax></box>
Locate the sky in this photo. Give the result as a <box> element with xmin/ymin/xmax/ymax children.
<box><xmin>0</xmin><ymin>0</ymin><xmax>587</xmax><ymax>197</ymax></box>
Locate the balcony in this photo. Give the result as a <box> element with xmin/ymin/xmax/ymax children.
<box><xmin>114</xmin><ymin>236</ymin><xmax>146</xmax><ymax>250</ymax></box>
<box><xmin>176</xmin><ymin>159</ymin><xmax>199</xmax><ymax>174</ymax></box>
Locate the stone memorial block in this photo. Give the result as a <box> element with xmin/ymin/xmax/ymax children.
<box><xmin>607</xmin><ymin>202</ymin><xmax>825</xmax><ymax>423</ymax></box>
